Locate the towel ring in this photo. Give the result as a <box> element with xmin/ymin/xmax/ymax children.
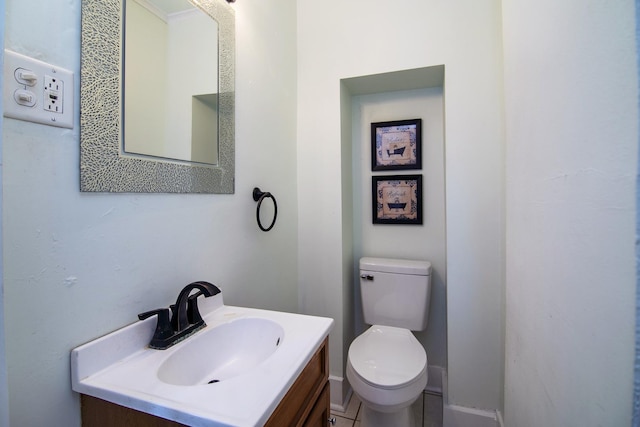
<box><xmin>253</xmin><ymin>187</ymin><xmax>278</xmax><ymax>232</ymax></box>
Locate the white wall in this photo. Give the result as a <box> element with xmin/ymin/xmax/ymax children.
<box><xmin>2</xmin><ymin>0</ymin><xmax>297</xmax><ymax>425</ymax></box>
<box><xmin>297</xmin><ymin>0</ymin><xmax>505</xmax><ymax>411</ymax></box>
<box><xmin>502</xmin><ymin>0</ymin><xmax>638</xmax><ymax>426</ymax></box>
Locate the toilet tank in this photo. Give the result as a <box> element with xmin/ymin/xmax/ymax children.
<box><xmin>359</xmin><ymin>257</ymin><xmax>432</xmax><ymax>331</ymax></box>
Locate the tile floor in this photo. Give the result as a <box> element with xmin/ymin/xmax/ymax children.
<box><xmin>330</xmin><ymin>391</ymin><xmax>443</xmax><ymax>427</ymax></box>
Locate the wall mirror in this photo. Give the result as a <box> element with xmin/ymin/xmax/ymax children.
<box><xmin>80</xmin><ymin>0</ymin><xmax>235</xmax><ymax>193</ymax></box>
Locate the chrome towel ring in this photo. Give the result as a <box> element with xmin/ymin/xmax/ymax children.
<box><xmin>252</xmin><ymin>187</ymin><xmax>278</xmax><ymax>232</ymax></box>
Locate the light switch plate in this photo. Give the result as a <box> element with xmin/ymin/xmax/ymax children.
<box><xmin>3</xmin><ymin>49</ymin><xmax>74</xmax><ymax>129</ymax></box>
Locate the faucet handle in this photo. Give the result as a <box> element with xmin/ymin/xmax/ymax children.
<box><xmin>138</xmin><ymin>308</ymin><xmax>173</xmax><ymax>348</ymax></box>
<box><xmin>169</xmin><ymin>303</ymin><xmax>178</xmax><ymax>331</ymax></box>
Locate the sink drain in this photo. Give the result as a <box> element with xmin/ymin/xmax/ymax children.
<box><xmin>207</xmin><ymin>379</ymin><xmax>220</xmax><ymax>384</ymax></box>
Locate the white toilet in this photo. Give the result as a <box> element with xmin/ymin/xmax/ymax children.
<box><xmin>347</xmin><ymin>257</ymin><xmax>432</xmax><ymax>427</ymax></box>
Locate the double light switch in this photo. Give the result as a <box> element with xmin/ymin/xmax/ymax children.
<box><xmin>3</xmin><ymin>49</ymin><xmax>74</xmax><ymax>129</ymax></box>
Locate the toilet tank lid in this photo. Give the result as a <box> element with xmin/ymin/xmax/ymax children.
<box><xmin>360</xmin><ymin>257</ymin><xmax>432</xmax><ymax>276</ymax></box>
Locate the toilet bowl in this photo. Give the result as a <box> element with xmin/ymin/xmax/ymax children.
<box><xmin>347</xmin><ymin>325</ymin><xmax>427</xmax><ymax>427</ymax></box>
<box><xmin>348</xmin><ymin>257</ymin><xmax>432</xmax><ymax>427</ymax></box>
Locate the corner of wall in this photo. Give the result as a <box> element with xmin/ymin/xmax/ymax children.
<box><xmin>340</xmin><ymin>81</ymin><xmax>356</xmax><ymax>379</ymax></box>
<box><xmin>0</xmin><ymin>7</ymin><xmax>9</xmax><ymax>424</ymax></box>
<box><xmin>329</xmin><ymin>375</ymin><xmax>352</xmax><ymax>412</ymax></box>
<box><xmin>633</xmin><ymin>0</ymin><xmax>640</xmax><ymax>424</ymax></box>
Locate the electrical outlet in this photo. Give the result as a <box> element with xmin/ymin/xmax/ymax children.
<box><xmin>3</xmin><ymin>49</ymin><xmax>74</xmax><ymax>129</ymax></box>
<box><xmin>44</xmin><ymin>75</ymin><xmax>64</xmax><ymax>113</ymax></box>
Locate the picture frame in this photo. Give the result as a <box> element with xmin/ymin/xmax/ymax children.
<box><xmin>371</xmin><ymin>118</ymin><xmax>422</xmax><ymax>171</ymax></box>
<box><xmin>372</xmin><ymin>175</ymin><xmax>423</xmax><ymax>225</ymax></box>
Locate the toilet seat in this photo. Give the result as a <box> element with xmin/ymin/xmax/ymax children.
<box><xmin>348</xmin><ymin>325</ymin><xmax>427</xmax><ymax>390</ymax></box>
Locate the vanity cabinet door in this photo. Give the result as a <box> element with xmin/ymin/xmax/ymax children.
<box><xmin>81</xmin><ymin>395</ymin><xmax>187</xmax><ymax>427</ymax></box>
<box><xmin>302</xmin><ymin>382</ymin><xmax>330</xmax><ymax>427</ymax></box>
<box><xmin>265</xmin><ymin>338</ymin><xmax>329</xmax><ymax>427</ymax></box>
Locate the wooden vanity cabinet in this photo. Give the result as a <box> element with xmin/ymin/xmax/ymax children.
<box><xmin>81</xmin><ymin>338</ymin><xmax>330</xmax><ymax>427</ymax></box>
<box><xmin>265</xmin><ymin>338</ymin><xmax>329</xmax><ymax>427</ymax></box>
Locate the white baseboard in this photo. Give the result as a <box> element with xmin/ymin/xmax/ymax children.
<box><xmin>329</xmin><ymin>375</ymin><xmax>352</xmax><ymax>412</ymax></box>
<box><xmin>426</xmin><ymin>365</ymin><xmax>444</xmax><ymax>394</ymax></box>
<box><xmin>443</xmin><ymin>404</ymin><xmax>500</xmax><ymax>427</ymax></box>
<box><xmin>496</xmin><ymin>410</ymin><xmax>504</xmax><ymax>427</ymax></box>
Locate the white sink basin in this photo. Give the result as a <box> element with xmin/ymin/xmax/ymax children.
<box><xmin>71</xmin><ymin>294</ymin><xmax>333</xmax><ymax>427</ymax></box>
<box><xmin>157</xmin><ymin>318</ymin><xmax>284</xmax><ymax>386</ymax></box>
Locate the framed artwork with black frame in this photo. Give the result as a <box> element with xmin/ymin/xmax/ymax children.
<box><xmin>372</xmin><ymin>175</ymin><xmax>423</xmax><ymax>225</ymax></box>
<box><xmin>371</xmin><ymin>118</ymin><xmax>422</xmax><ymax>171</ymax></box>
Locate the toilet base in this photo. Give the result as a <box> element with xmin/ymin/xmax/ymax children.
<box><xmin>360</xmin><ymin>404</ymin><xmax>416</xmax><ymax>427</ymax></box>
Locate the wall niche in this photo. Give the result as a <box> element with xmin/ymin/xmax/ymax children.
<box><xmin>340</xmin><ymin>65</ymin><xmax>447</xmax><ymax>393</ymax></box>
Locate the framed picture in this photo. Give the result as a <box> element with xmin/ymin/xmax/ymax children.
<box><xmin>371</xmin><ymin>119</ymin><xmax>422</xmax><ymax>171</ymax></box>
<box><xmin>372</xmin><ymin>175</ymin><xmax>423</xmax><ymax>225</ymax></box>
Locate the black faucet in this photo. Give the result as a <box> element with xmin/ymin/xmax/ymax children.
<box><xmin>138</xmin><ymin>281</ymin><xmax>221</xmax><ymax>350</ymax></box>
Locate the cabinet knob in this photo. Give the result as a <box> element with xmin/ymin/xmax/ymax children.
<box><xmin>328</xmin><ymin>417</ymin><xmax>336</xmax><ymax>425</ymax></box>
